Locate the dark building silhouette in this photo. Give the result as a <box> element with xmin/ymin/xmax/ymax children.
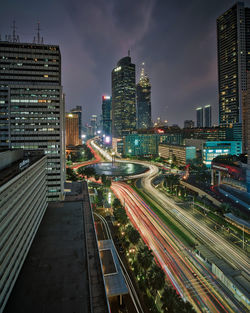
<box><xmin>217</xmin><ymin>2</ymin><xmax>250</xmax><ymax>128</ymax></box>
<box><xmin>112</xmin><ymin>55</ymin><xmax>136</xmax><ymax>137</ymax></box>
<box><xmin>137</xmin><ymin>63</ymin><xmax>151</xmax><ymax>129</ymax></box>
<box><xmin>102</xmin><ymin>95</ymin><xmax>112</xmax><ymax>136</ymax></box>
<box><xmin>196</xmin><ymin>107</ymin><xmax>203</xmax><ymax>127</ymax></box>
<box><xmin>184</xmin><ymin>120</ymin><xmax>194</xmax><ymax>128</ymax></box>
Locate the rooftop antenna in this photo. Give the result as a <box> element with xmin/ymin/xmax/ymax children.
<box><xmin>11</xmin><ymin>20</ymin><xmax>18</xmax><ymax>42</ymax></box>
<box><xmin>36</xmin><ymin>21</ymin><xmax>41</xmax><ymax>44</ymax></box>
<box><xmin>128</xmin><ymin>49</ymin><xmax>130</xmax><ymax>57</ymax></box>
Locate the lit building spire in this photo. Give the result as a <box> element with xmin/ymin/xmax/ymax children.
<box><xmin>140</xmin><ymin>62</ymin><xmax>145</xmax><ymax>81</ymax></box>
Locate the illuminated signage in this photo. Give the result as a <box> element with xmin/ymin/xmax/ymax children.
<box><xmin>103</xmin><ymin>95</ymin><xmax>111</xmax><ymax>100</ymax></box>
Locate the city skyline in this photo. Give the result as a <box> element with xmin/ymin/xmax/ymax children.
<box><xmin>2</xmin><ymin>0</ymin><xmax>250</xmax><ymax>125</ymax></box>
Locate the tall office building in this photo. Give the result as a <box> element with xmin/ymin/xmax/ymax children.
<box><xmin>65</xmin><ymin>113</ymin><xmax>81</xmax><ymax>146</ymax></box>
<box><xmin>136</xmin><ymin>63</ymin><xmax>151</xmax><ymax>129</ymax></box>
<box><xmin>0</xmin><ymin>40</ymin><xmax>65</xmax><ymax>201</ymax></box>
<box><xmin>204</xmin><ymin>105</ymin><xmax>212</xmax><ymax>127</ymax></box>
<box><xmin>217</xmin><ymin>2</ymin><xmax>250</xmax><ymax>127</ymax></box>
<box><xmin>102</xmin><ymin>95</ymin><xmax>112</xmax><ymax>137</ymax></box>
<box><xmin>112</xmin><ymin>54</ymin><xmax>136</xmax><ymax>137</ymax></box>
<box><xmin>90</xmin><ymin>114</ymin><xmax>97</xmax><ymax>136</ymax></box>
<box><xmin>71</xmin><ymin>106</ymin><xmax>82</xmax><ymax>140</ymax></box>
<box><xmin>196</xmin><ymin>107</ymin><xmax>203</xmax><ymax>127</ymax></box>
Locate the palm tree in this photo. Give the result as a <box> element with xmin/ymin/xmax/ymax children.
<box><xmin>137</xmin><ymin>245</ymin><xmax>153</xmax><ymax>272</ymax></box>
<box><xmin>147</xmin><ymin>264</ymin><xmax>165</xmax><ymax>295</ymax></box>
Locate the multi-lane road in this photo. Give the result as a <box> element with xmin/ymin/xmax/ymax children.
<box><xmin>112</xmin><ymin>182</ymin><xmax>248</xmax><ymax>313</ymax></box>
<box><xmin>90</xmin><ymin>140</ymin><xmax>249</xmax><ymax>312</ymax></box>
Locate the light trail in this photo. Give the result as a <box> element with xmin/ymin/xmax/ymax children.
<box><xmin>112</xmin><ymin>182</ymin><xmax>245</xmax><ymax>313</ymax></box>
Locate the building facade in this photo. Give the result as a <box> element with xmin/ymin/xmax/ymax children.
<box><xmin>196</xmin><ymin>107</ymin><xmax>203</xmax><ymax>127</ymax></box>
<box><xmin>203</xmin><ymin>141</ymin><xmax>242</xmax><ymax>168</ymax></box>
<box><xmin>0</xmin><ymin>150</ymin><xmax>48</xmax><ymax>313</ymax></box>
<box><xmin>102</xmin><ymin>95</ymin><xmax>112</xmax><ymax>137</ymax></box>
<box><xmin>124</xmin><ymin>134</ymin><xmax>158</xmax><ymax>156</ymax></box>
<box><xmin>217</xmin><ymin>2</ymin><xmax>250</xmax><ymax>128</ymax></box>
<box><xmin>65</xmin><ymin>113</ymin><xmax>81</xmax><ymax>146</ymax></box>
<box><xmin>184</xmin><ymin>120</ymin><xmax>195</xmax><ymax>128</ymax></box>
<box><xmin>0</xmin><ymin>41</ymin><xmax>65</xmax><ymax>201</ymax></box>
<box><xmin>204</xmin><ymin>105</ymin><xmax>212</xmax><ymax>127</ymax></box>
<box><xmin>71</xmin><ymin>106</ymin><xmax>82</xmax><ymax>140</ymax></box>
<box><xmin>136</xmin><ymin>64</ymin><xmax>151</xmax><ymax>129</ymax></box>
<box><xmin>112</xmin><ymin>55</ymin><xmax>136</xmax><ymax>137</ymax></box>
<box><xmin>159</xmin><ymin>144</ymin><xmax>196</xmax><ymax>166</ymax></box>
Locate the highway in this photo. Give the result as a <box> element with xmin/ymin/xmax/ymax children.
<box><xmin>141</xmin><ymin>171</ymin><xmax>250</xmax><ymax>275</ymax></box>
<box><xmin>111</xmin><ymin>182</ymin><xmax>246</xmax><ymax>313</ymax></box>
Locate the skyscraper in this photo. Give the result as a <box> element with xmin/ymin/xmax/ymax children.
<box><xmin>65</xmin><ymin>113</ymin><xmax>81</xmax><ymax>146</ymax></box>
<box><xmin>217</xmin><ymin>2</ymin><xmax>250</xmax><ymax>127</ymax></box>
<box><xmin>112</xmin><ymin>54</ymin><xmax>136</xmax><ymax>137</ymax></box>
<box><xmin>90</xmin><ymin>114</ymin><xmax>97</xmax><ymax>136</ymax></box>
<box><xmin>102</xmin><ymin>95</ymin><xmax>112</xmax><ymax>137</ymax></box>
<box><xmin>137</xmin><ymin>63</ymin><xmax>151</xmax><ymax>129</ymax></box>
<box><xmin>204</xmin><ymin>105</ymin><xmax>212</xmax><ymax>127</ymax></box>
<box><xmin>71</xmin><ymin>106</ymin><xmax>82</xmax><ymax>140</ymax></box>
<box><xmin>0</xmin><ymin>40</ymin><xmax>65</xmax><ymax>201</ymax></box>
<box><xmin>196</xmin><ymin>107</ymin><xmax>203</xmax><ymax>127</ymax></box>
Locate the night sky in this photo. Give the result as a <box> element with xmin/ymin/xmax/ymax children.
<box><xmin>1</xmin><ymin>0</ymin><xmax>250</xmax><ymax>127</ymax></box>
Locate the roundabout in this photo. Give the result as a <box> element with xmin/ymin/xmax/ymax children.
<box><xmin>86</xmin><ymin>162</ymin><xmax>149</xmax><ymax>177</ymax></box>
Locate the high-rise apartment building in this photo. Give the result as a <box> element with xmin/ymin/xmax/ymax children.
<box><xmin>217</xmin><ymin>2</ymin><xmax>250</xmax><ymax>127</ymax></box>
<box><xmin>65</xmin><ymin>113</ymin><xmax>81</xmax><ymax>146</ymax></box>
<box><xmin>196</xmin><ymin>107</ymin><xmax>203</xmax><ymax>127</ymax></box>
<box><xmin>137</xmin><ymin>63</ymin><xmax>151</xmax><ymax>129</ymax></box>
<box><xmin>102</xmin><ymin>95</ymin><xmax>112</xmax><ymax>137</ymax></box>
<box><xmin>204</xmin><ymin>105</ymin><xmax>212</xmax><ymax>127</ymax></box>
<box><xmin>0</xmin><ymin>40</ymin><xmax>65</xmax><ymax>201</ymax></box>
<box><xmin>112</xmin><ymin>55</ymin><xmax>136</xmax><ymax>137</ymax></box>
<box><xmin>71</xmin><ymin>106</ymin><xmax>82</xmax><ymax>140</ymax></box>
<box><xmin>90</xmin><ymin>114</ymin><xmax>97</xmax><ymax>136</ymax></box>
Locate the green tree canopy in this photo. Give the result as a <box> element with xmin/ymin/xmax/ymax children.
<box><xmin>126</xmin><ymin>225</ymin><xmax>140</xmax><ymax>245</ymax></box>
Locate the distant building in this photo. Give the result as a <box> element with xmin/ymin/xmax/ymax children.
<box><xmin>159</xmin><ymin>144</ymin><xmax>196</xmax><ymax>166</ymax></box>
<box><xmin>66</xmin><ymin>113</ymin><xmax>81</xmax><ymax>146</ymax></box>
<box><xmin>71</xmin><ymin>106</ymin><xmax>82</xmax><ymax>140</ymax></box>
<box><xmin>183</xmin><ymin>127</ymin><xmax>226</xmax><ymax>141</ymax></box>
<box><xmin>90</xmin><ymin>115</ymin><xmax>97</xmax><ymax>136</ymax></box>
<box><xmin>0</xmin><ymin>150</ymin><xmax>47</xmax><ymax>313</ymax></box>
<box><xmin>184</xmin><ymin>120</ymin><xmax>194</xmax><ymax>128</ymax></box>
<box><xmin>202</xmin><ymin>141</ymin><xmax>242</xmax><ymax>168</ymax></box>
<box><xmin>0</xmin><ymin>40</ymin><xmax>65</xmax><ymax>201</ymax></box>
<box><xmin>124</xmin><ymin>134</ymin><xmax>158</xmax><ymax>156</ymax></box>
<box><xmin>159</xmin><ymin>133</ymin><xmax>183</xmax><ymax>145</ymax></box>
<box><xmin>196</xmin><ymin>107</ymin><xmax>203</xmax><ymax>127</ymax></box>
<box><xmin>136</xmin><ymin>63</ymin><xmax>151</xmax><ymax>129</ymax></box>
<box><xmin>102</xmin><ymin>96</ymin><xmax>112</xmax><ymax>137</ymax></box>
<box><xmin>112</xmin><ymin>55</ymin><xmax>136</xmax><ymax>137</ymax></box>
<box><xmin>217</xmin><ymin>2</ymin><xmax>250</xmax><ymax>128</ymax></box>
<box><xmin>204</xmin><ymin>105</ymin><xmax>212</xmax><ymax>127</ymax></box>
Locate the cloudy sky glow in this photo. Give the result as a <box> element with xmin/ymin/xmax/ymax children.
<box><xmin>1</xmin><ymin>0</ymin><xmax>250</xmax><ymax>126</ymax></box>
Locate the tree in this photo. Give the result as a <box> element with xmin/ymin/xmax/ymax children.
<box><xmin>161</xmin><ymin>285</ymin><xmax>179</xmax><ymax>313</ymax></box>
<box><xmin>113</xmin><ymin>207</ymin><xmax>128</xmax><ymax>226</ymax></box>
<box><xmin>77</xmin><ymin>166</ymin><xmax>96</xmax><ymax>179</ymax></box>
<box><xmin>94</xmin><ymin>174</ymin><xmax>100</xmax><ymax>181</ymax></box>
<box><xmin>137</xmin><ymin>245</ymin><xmax>153</xmax><ymax>272</ymax></box>
<box><xmin>66</xmin><ymin>167</ymin><xmax>77</xmax><ymax>181</ymax></box>
<box><xmin>126</xmin><ymin>225</ymin><xmax>140</xmax><ymax>245</ymax></box>
<box><xmin>113</xmin><ymin>198</ymin><xmax>122</xmax><ymax>209</ymax></box>
<box><xmin>147</xmin><ymin>263</ymin><xmax>165</xmax><ymax>294</ymax></box>
<box><xmin>101</xmin><ymin>174</ymin><xmax>107</xmax><ymax>185</ymax></box>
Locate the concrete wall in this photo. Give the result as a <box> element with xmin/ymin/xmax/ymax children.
<box><xmin>0</xmin><ymin>150</ymin><xmax>23</xmax><ymax>171</ymax></box>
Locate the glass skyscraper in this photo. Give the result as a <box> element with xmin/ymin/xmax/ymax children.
<box><xmin>196</xmin><ymin>107</ymin><xmax>203</xmax><ymax>127</ymax></box>
<box><xmin>0</xmin><ymin>40</ymin><xmax>65</xmax><ymax>201</ymax></box>
<box><xmin>137</xmin><ymin>63</ymin><xmax>151</xmax><ymax>129</ymax></box>
<box><xmin>102</xmin><ymin>95</ymin><xmax>112</xmax><ymax>137</ymax></box>
<box><xmin>217</xmin><ymin>2</ymin><xmax>250</xmax><ymax>127</ymax></box>
<box><xmin>204</xmin><ymin>105</ymin><xmax>212</xmax><ymax>127</ymax></box>
<box><xmin>111</xmin><ymin>55</ymin><xmax>136</xmax><ymax>137</ymax></box>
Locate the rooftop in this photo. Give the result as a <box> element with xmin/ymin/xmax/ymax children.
<box><xmin>4</xmin><ymin>182</ymin><xmax>109</xmax><ymax>313</ymax></box>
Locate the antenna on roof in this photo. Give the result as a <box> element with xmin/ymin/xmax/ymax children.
<box><xmin>128</xmin><ymin>49</ymin><xmax>130</xmax><ymax>57</ymax></box>
<box><xmin>11</xmin><ymin>20</ymin><xmax>19</xmax><ymax>42</ymax></box>
<box><xmin>37</xmin><ymin>21</ymin><xmax>41</xmax><ymax>44</ymax></box>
